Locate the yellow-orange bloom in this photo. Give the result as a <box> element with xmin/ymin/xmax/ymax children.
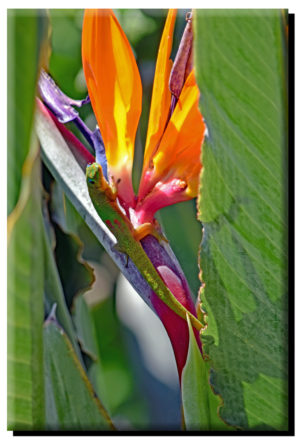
<box><xmin>82</xmin><ymin>9</ymin><xmax>142</xmax><ymax>206</ymax></box>
<box><xmin>82</xmin><ymin>9</ymin><xmax>205</xmax><ymax>222</ymax></box>
<box><xmin>142</xmin><ymin>9</ymin><xmax>176</xmax><ymax>173</ymax></box>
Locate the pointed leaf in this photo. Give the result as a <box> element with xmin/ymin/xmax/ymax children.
<box><xmin>182</xmin><ymin>316</ymin><xmax>231</xmax><ymax>430</ymax></box>
<box><xmin>44</xmin><ymin>317</ymin><xmax>114</xmax><ymax>430</ymax></box>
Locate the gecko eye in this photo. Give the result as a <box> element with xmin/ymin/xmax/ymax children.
<box><xmin>88</xmin><ymin>178</ymin><xmax>95</xmax><ymax>184</ymax></box>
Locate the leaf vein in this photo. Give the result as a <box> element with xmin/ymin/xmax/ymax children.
<box><xmin>202</xmin><ymin>143</ymin><xmax>286</xmax><ymax>253</ymax></box>
<box><xmin>207</xmin><ymin>33</ymin><xmax>280</xmax><ymax>113</ymax></box>
<box><xmin>208</xmin><ymin>94</ymin><xmax>283</xmax><ymax>195</ymax></box>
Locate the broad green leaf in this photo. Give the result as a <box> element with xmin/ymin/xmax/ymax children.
<box><xmin>7</xmin><ymin>9</ymin><xmax>48</xmax><ymax>215</ymax></box>
<box><xmin>7</xmin><ymin>139</ymin><xmax>45</xmax><ymax>430</ymax></box>
<box><xmin>242</xmin><ymin>373</ymin><xmax>288</xmax><ymax>430</ymax></box>
<box><xmin>44</xmin><ymin>315</ymin><xmax>114</xmax><ymax>431</ymax></box>
<box><xmin>194</xmin><ymin>10</ymin><xmax>288</xmax><ymax>430</ymax></box>
<box><xmin>7</xmin><ymin>9</ymin><xmax>49</xmax><ymax>429</ymax></box>
<box><xmin>182</xmin><ymin>316</ymin><xmax>231</xmax><ymax>431</ymax></box>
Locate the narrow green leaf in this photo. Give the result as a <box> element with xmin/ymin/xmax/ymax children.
<box><xmin>7</xmin><ymin>9</ymin><xmax>49</xmax><ymax>429</ymax></box>
<box><xmin>7</xmin><ymin>140</ymin><xmax>45</xmax><ymax>430</ymax></box>
<box><xmin>194</xmin><ymin>10</ymin><xmax>288</xmax><ymax>429</ymax></box>
<box><xmin>44</xmin><ymin>316</ymin><xmax>114</xmax><ymax>431</ymax></box>
<box><xmin>182</xmin><ymin>316</ymin><xmax>231</xmax><ymax>431</ymax></box>
<box><xmin>7</xmin><ymin>9</ymin><xmax>48</xmax><ymax>214</ymax></box>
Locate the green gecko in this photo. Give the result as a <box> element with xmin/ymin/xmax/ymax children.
<box><xmin>86</xmin><ymin>162</ymin><xmax>203</xmax><ymax>332</ymax></box>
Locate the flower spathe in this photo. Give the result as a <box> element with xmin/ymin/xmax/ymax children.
<box><xmin>82</xmin><ymin>9</ymin><xmax>205</xmax><ymax>222</ymax></box>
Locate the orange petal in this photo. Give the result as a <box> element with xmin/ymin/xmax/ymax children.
<box><xmin>82</xmin><ymin>9</ymin><xmax>142</xmax><ymax>179</ymax></box>
<box><xmin>152</xmin><ymin>70</ymin><xmax>205</xmax><ymax>196</ymax></box>
<box><xmin>141</xmin><ymin>9</ymin><xmax>177</xmax><ymax>173</ymax></box>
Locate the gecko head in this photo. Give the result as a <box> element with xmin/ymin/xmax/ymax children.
<box><xmin>86</xmin><ymin>162</ymin><xmax>103</xmax><ymax>186</ymax></box>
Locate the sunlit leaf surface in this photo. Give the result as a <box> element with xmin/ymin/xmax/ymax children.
<box><xmin>7</xmin><ymin>141</ymin><xmax>45</xmax><ymax>430</ymax></box>
<box><xmin>194</xmin><ymin>9</ymin><xmax>288</xmax><ymax>430</ymax></box>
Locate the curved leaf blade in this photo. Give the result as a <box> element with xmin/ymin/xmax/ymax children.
<box><xmin>7</xmin><ymin>9</ymin><xmax>49</xmax><ymax>429</ymax></box>
<box><xmin>7</xmin><ymin>9</ymin><xmax>48</xmax><ymax>215</ymax></box>
<box><xmin>7</xmin><ymin>140</ymin><xmax>45</xmax><ymax>430</ymax></box>
<box><xmin>194</xmin><ymin>9</ymin><xmax>288</xmax><ymax>430</ymax></box>
<box><xmin>182</xmin><ymin>316</ymin><xmax>231</xmax><ymax>431</ymax></box>
<box><xmin>44</xmin><ymin>315</ymin><xmax>114</xmax><ymax>431</ymax></box>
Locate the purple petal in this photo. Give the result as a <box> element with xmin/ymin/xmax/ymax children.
<box><xmin>38</xmin><ymin>68</ymin><xmax>89</xmax><ymax>123</ymax></box>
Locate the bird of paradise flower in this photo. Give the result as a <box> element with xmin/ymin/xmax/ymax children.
<box><xmin>81</xmin><ymin>9</ymin><xmax>205</xmax><ymax>226</ymax></box>
<box><xmin>38</xmin><ymin>8</ymin><xmax>206</xmax><ymax>380</ymax></box>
